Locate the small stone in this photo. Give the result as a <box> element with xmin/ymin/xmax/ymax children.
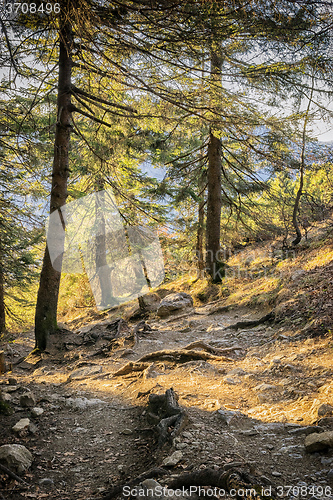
<box><xmin>12</xmin><ymin>418</ymin><xmax>30</xmax><ymax>433</ymax></box>
<box><xmin>327</xmin><ymin>469</ymin><xmax>333</xmax><ymax>479</ymax></box>
<box><xmin>272</xmin><ymin>471</ymin><xmax>282</xmax><ymax>477</ymax></box>
<box><xmin>39</xmin><ymin>478</ymin><xmax>54</xmax><ymax>487</ymax></box>
<box><xmin>28</xmin><ymin>422</ymin><xmax>38</xmax><ymax>434</ymax></box>
<box><xmin>182</xmin><ymin>431</ymin><xmax>192</xmax><ymax>439</ymax></box>
<box><xmin>8</xmin><ymin>378</ymin><xmax>17</xmax><ymax>385</ymax></box>
<box><xmin>318</xmin><ymin>404</ymin><xmax>333</xmax><ymax>417</ymax></box>
<box><xmin>1</xmin><ymin>392</ymin><xmax>12</xmax><ymax>402</ymax></box>
<box><xmin>224</xmin><ymin>377</ymin><xmax>241</xmax><ymax>385</ymax></box>
<box><xmin>20</xmin><ymin>393</ymin><xmax>36</xmax><ymax>408</ymax></box>
<box><xmin>0</xmin><ymin>444</ymin><xmax>33</xmax><ymax>474</ymax></box>
<box><xmin>216</xmin><ymin>408</ymin><xmax>244</xmax><ymax>425</ymax></box>
<box><xmin>31</xmin><ymin>407</ymin><xmax>44</xmax><ymax>417</ymax></box>
<box><xmin>121</xmin><ymin>429</ymin><xmax>133</xmax><ymax>435</ymax></box>
<box><xmin>254</xmin><ymin>383</ymin><xmax>279</xmax><ymax>392</ymax></box>
<box><xmin>305</xmin><ymin>431</ymin><xmax>333</xmax><ymax>452</ymax></box>
<box><xmin>162</xmin><ymin>451</ymin><xmax>183</xmax><ymax>466</ymax></box>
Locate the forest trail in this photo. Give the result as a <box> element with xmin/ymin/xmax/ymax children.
<box><xmin>1</xmin><ymin>302</ymin><xmax>333</xmax><ymax>499</ymax></box>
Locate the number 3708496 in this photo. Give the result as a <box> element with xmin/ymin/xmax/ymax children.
<box><xmin>5</xmin><ymin>3</ymin><xmax>60</xmax><ymax>14</ymax></box>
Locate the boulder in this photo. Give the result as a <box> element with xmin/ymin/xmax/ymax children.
<box><xmin>305</xmin><ymin>431</ymin><xmax>333</xmax><ymax>452</ymax></box>
<box><xmin>0</xmin><ymin>444</ymin><xmax>33</xmax><ymax>474</ymax></box>
<box><xmin>157</xmin><ymin>293</ymin><xmax>193</xmax><ymax>317</ymax></box>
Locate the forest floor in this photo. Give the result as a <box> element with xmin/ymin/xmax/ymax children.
<box><xmin>1</xmin><ymin>229</ymin><xmax>333</xmax><ymax>500</ymax></box>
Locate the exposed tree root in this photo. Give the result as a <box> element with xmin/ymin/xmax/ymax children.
<box><xmin>100</xmin><ymin>465</ymin><xmax>276</xmax><ymax>500</ymax></box>
<box><xmin>224</xmin><ymin>312</ymin><xmax>275</xmax><ymax>331</ymax></box>
<box><xmin>100</xmin><ymin>467</ymin><xmax>169</xmax><ymax>500</ymax></box>
<box><xmin>167</xmin><ymin>465</ymin><xmax>276</xmax><ymax>500</ymax></box>
<box><xmin>147</xmin><ymin>388</ymin><xmax>188</xmax><ymax>447</ymax></box>
<box><xmin>183</xmin><ymin>340</ymin><xmax>242</xmax><ymax>355</ymax></box>
<box><xmin>113</xmin><ymin>348</ymin><xmax>233</xmax><ymax>377</ymax></box>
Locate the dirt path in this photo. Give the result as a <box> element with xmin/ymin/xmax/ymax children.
<box><xmin>1</xmin><ymin>304</ymin><xmax>333</xmax><ymax>499</ymax></box>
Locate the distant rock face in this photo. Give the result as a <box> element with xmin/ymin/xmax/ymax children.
<box><xmin>0</xmin><ymin>444</ymin><xmax>33</xmax><ymax>474</ymax></box>
<box><xmin>305</xmin><ymin>431</ymin><xmax>333</xmax><ymax>452</ymax></box>
<box><xmin>157</xmin><ymin>293</ymin><xmax>193</xmax><ymax>317</ymax></box>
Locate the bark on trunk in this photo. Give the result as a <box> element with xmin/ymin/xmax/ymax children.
<box><xmin>34</xmin><ymin>16</ymin><xmax>73</xmax><ymax>350</ymax></box>
<box><xmin>0</xmin><ymin>236</ymin><xmax>5</xmax><ymax>335</ymax></box>
<box><xmin>205</xmin><ymin>48</ymin><xmax>224</xmax><ymax>283</ymax></box>
<box><xmin>196</xmin><ymin>169</ymin><xmax>205</xmax><ymax>275</ymax></box>
<box><xmin>206</xmin><ymin>132</ymin><xmax>223</xmax><ymax>282</ymax></box>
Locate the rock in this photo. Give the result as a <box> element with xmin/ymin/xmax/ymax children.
<box><xmin>321</xmin><ymin>457</ymin><xmax>333</xmax><ymax>465</ymax></box>
<box><xmin>254</xmin><ymin>383</ymin><xmax>280</xmax><ymax>392</ymax></box>
<box><xmin>224</xmin><ymin>377</ymin><xmax>241</xmax><ymax>385</ymax></box>
<box><xmin>12</xmin><ymin>418</ymin><xmax>30</xmax><ymax>433</ymax></box>
<box><xmin>3</xmin><ymin>385</ymin><xmax>19</xmax><ymax>393</ymax></box>
<box><xmin>0</xmin><ymin>444</ymin><xmax>33</xmax><ymax>474</ymax></box>
<box><xmin>162</xmin><ymin>450</ymin><xmax>183</xmax><ymax>466</ymax></box>
<box><xmin>318</xmin><ymin>404</ymin><xmax>333</xmax><ymax>417</ymax></box>
<box><xmin>31</xmin><ymin>407</ymin><xmax>44</xmax><ymax>417</ymax></box>
<box><xmin>327</xmin><ymin>469</ymin><xmax>333</xmax><ymax>479</ymax></box>
<box><xmin>121</xmin><ymin>429</ymin><xmax>133</xmax><ymax>435</ymax></box>
<box><xmin>20</xmin><ymin>392</ymin><xmax>36</xmax><ymax>408</ymax></box>
<box><xmin>318</xmin><ymin>417</ymin><xmax>333</xmax><ymax>427</ymax></box>
<box><xmin>216</xmin><ymin>408</ymin><xmax>245</xmax><ymax>425</ymax></box>
<box><xmin>279</xmin><ymin>445</ymin><xmax>304</xmax><ymax>454</ymax></box>
<box><xmin>8</xmin><ymin>378</ymin><xmax>17</xmax><ymax>385</ymax></box>
<box><xmin>39</xmin><ymin>478</ymin><xmax>54</xmax><ymax>487</ymax></box>
<box><xmin>157</xmin><ymin>293</ymin><xmax>193</xmax><ymax>317</ymax></box>
<box><xmin>305</xmin><ymin>431</ymin><xmax>333</xmax><ymax>452</ymax></box>
<box><xmin>65</xmin><ymin>397</ymin><xmax>107</xmax><ymax>409</ymax></box>
<box><xmin>67</xmin><ymin>365</ymin><xmax>102</xmax><ymax>381</ymax></box>
<box><xmin>226</xmin><ymin>368</ymin><xmax>246</xmax><ymax>376</ymax></box>
<box><xmin>28</xmin><ymin>422</ymin><xmax>38</xmax><ymax>434</ymax></box>
<box><xmin>289</xmin><ymin>426</ymin><xmax>324</xmax><ymax>436</ymax></box>
<box><xmin>1</xmin><ymin>392</ymin><xmax>12</xmax><ymax>402</ymax></box>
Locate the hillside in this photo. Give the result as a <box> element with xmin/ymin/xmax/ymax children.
<box><xmin>0</xmin><ymin>227</ymin><xmax>333</xmax><ymax>499</ymax></box>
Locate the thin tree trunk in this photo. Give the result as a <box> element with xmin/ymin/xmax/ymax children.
<box><xmin>34</xmin><ymin>16</ymin><xmax>73</xmax><ymax>350</ymax></box>
<box><xmin>292</xmin><ymin>77</ymin><xmax>314</xmax><ymax>246</ymax></box>
<box><xmin>0</xmin><ymin>236</ymin><xmax>5</xmax><ymax>335</ymax></box>
<box><xmin>205</xmin><ymin>48</ymin><xmax>223</xmax><ymax>283</ymax></box>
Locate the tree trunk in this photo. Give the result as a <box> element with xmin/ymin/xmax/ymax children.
<box><xmin>34</xmin><ymin>16</ymin><xmax>73</xmax><ymax>350</ymax></box>
<box><xmin>205</xmin><ymin>47</ymin><xmax>224</xmax><ymax>283</ymax></box>
<box><xmin>206</xmin><ymin>132</ymin><xmax>223</xmax><ymax>282</ymax></box>
<box><xmin>291</xmin><ymin>169</ymin><xmax>303</xmax><ymax>246</ymax></box>
<box><xmin>196</xmin><ymin>168</ymin><xmax>205</xmax><ymax>276</ymax></box>
<box><xmin>0</xmin><ymin>236</ymin><xmax>5</xmax><ymax>335</ymax></box>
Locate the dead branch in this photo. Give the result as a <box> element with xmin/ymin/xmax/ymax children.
<box><xmin>0</xmin><ymin>463</ymin><xmax>29</xmax><ymax>485</ymax></box>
